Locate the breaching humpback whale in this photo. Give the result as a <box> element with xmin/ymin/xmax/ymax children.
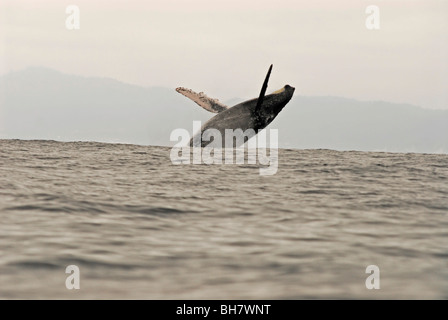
<box><xmin>176</xmin><ymin>65</ymin><xmax>294</xmax><ymax>148</ymax></box>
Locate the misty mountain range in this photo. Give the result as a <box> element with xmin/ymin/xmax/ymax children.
<box><xmin>1</xmin><ymin>67</ymin><xmax>447</xmax><ymax>154</ymax></box>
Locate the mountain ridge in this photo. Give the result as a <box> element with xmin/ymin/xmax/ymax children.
<box><xmin>1</xmin><ymin>67</ymin><xmax>447</xmax><ymax>153</ymax></box>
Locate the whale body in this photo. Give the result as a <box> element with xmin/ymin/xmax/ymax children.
<box><xmin>176</xmin><ymin>65</ymin><xmax>294</xmax><ymax>148</ymax></box>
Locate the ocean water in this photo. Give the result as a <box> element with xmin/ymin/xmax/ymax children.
<box><xmin>0</xmin><ymin>139</ymin><xmax>447</xmax><ymax>299</ymax></box>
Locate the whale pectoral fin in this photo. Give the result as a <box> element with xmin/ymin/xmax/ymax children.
<box><xmin>175</xmin><ymin>87</ymin><xmax>229</xmax><ymax>113</ymax></box>
<box><xmin>253</xmin><ymin>64</ymin><xmax>273</xmax><ymax>129</ymax></box>
<box><xmin>255</xmin><ymin>64</ymin><xmax>273</xmax><ymax>114</ymax></box>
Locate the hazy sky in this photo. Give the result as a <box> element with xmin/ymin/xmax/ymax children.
<box><xmin>1</xmin><ymin>0</ymin><xmax>447</xmax><ymax>109</ymax></box>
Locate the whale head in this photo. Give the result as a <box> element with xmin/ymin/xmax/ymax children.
<box><xmin>253</xmin><ymin>84</ymin><xmax>295</xmax><ymax>129</ymax></box>
<box><xmin>270</xmin><ymin>84</ymin><xmax>295</xmax><ymax>111</ymax></box>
